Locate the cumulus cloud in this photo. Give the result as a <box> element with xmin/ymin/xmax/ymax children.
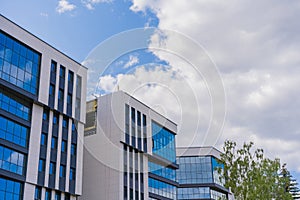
<box><xmin>56</xmin><ymin>0</ymin><xmax>76</xmax><ymax>14</ymax></box>
<box><xmin>128</xmin><ymin>0</ymin><xmax>300</xmax><ymax>174</ymax></box>
<box><xmin>123</xmin><ymin>55</ymin><xmax>139</xmax><ymax>69</ymax></box>
<box><xmin>82</xmin><ymin>0</ymin><xmax>112</xmax><ymax>10</ymax></box>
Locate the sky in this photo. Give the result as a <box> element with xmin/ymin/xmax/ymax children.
<box><xmin>1</xmin><ymin>0</ymin><xmax>300</xmax><ymax>182</ymax></box>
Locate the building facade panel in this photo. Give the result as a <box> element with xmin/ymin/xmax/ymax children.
<box><xmin>0</xmin><ymin>15</ymin><xmax>87</xmax><ymax>200</ymax></box>
<box><xmin>81</xmin><ymin>91</ymin><xmax>178</xmax><ymax>200</ymax></box>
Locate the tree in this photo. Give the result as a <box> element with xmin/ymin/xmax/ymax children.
<box><xmin>218</xmin><ymin>140</ymin><xmax>293</xmax><ymax>200</ymax></box>
<box><xmin>281</xmin><ymin>164</ymin><xmax>300</xmax><ymax>199</ymax></box>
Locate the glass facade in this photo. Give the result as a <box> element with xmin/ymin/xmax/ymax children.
<box><xmin>0</xmin><ymin>145</ymin><xmax>26</xmax><ymax>175</ymax></box>
<box><xmin>178</xmin><ymin>187</ymin><xmax>210</xmax><ymax>199</ymax></box>
<box><xmin>152</xmin><ymin>121</ymin><xmax>176</xmax><ymax>162</ymax></box>
<box><xmin>177</xmin><ymin>155</ymin><xmax>227</xmax><ymax>200</ymax></box>
<box><xmin>0</xmin><ymin>177</ymin><xmax>23</xmax><ymax>200</ymax></box>
<box><xmin>212</xmin><ymin>157</ymin><xmax>225</xmax><ymax>186</ymax></box>
<box><xmin>0</xmin><ymin>115</ymin><xmax>28</xmax><ymax>147</ymax></box>
<box><xmin>0</xmin><ymin>31</ymin><xmax>40</xmax><ymax>95</ymax></box>
<box><xmin>148</xmin><ymin>177</ymin><xmax>176</xmax><ymax>199</ymax></box>
<box><xmin>177</xmin><ymin>156</ymin><xmax>213</xmax><ymax>184</ymax></box>
<box><xmin>0</xmin><ymin>91</ymin><xmax>31</xmax><ymax>121</ymax></box>
<box><xmin>148</xmin><ymin>161</ymin><xmax>176</xmax><ymax>181</ymax></box>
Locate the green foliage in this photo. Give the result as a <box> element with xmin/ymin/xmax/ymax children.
<box><xmin>218</xmin><ymin>140</ymin><xmax>293</xmax><ymax>200</ymax></box>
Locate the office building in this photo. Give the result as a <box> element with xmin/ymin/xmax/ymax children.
<box><xmin>81</xmin><ymin>91</ymin><xmax>178</xmax><ymax>200</ymax></box>
<box><xmin>176</xmin><ymin>147</ymin><xmax>232</xmax><ymax>200</ymax></box>
<box><xmin>0</xmin><ymin>15</ymin><xmax>87</xmax><ymax>199</ymax></box>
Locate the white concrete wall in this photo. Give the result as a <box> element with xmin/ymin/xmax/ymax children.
<box><xmin>26</xmin><ymin>104</ymin><xmax>43</xmax><ymax>184</ymax></box>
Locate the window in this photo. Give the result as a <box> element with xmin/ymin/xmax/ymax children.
<box><xmin>38</xmin><ymin>159</ymin><xmax>45</xmax><ymax>172</ymax></box>
<box><xmin>49</xmin><ymin>84</ymin><xmax>55</xmax><ymax>96</ymax></box>
<box><xmin>43</xmin><ymin>109</ymin><xmax>49</xmax><ymax>121</ymax></box>
<box><xmin>0</xmin><ymin>145</ymin><xmax>26</xmax><ymax>175</ymax></box>
<box><xmin>61</xmin><ymin>140</ymin><xmax>67</xmax><ymax>153</ymax></box>
<box><xmin>55</xmin><ymin>191</ymin><xmax>61</xmax><ymax>200</ymax></box>
<box><xmin>70</xmin><ymin>168</ymin><xmax>76</xmax><ymax>180</ymax></box>
<box><xmin>0</xmin><ymin>177</ymin><xmax>23</xmax><ymax>200</ymax></box>
<box><xmin>0</xmin><ymin>31</ymin><xmax>40</xmax><ymax>94</ymax></box>
<box><xmin>151</xmin><ymin>121</ymin><xmax>176</xmax><ymax>162</ymax></box>
<box><xmin>68</xmin><ymin>71</ymin><xmax>74</xmax><ymax>83</ymax></box>
<box><xmin>40</xmin><ymin>133</ymin><xmax>47</xmax><ymax>146</ymax></box>
<box><xmin>0</xmin><ymin>91</ymin><xmax>31</xmax><ymax>121</ymax></box>
<box><xmin>58</xmin><ymin>89</ymin><xmax>64</xmax><ymax>101</ymax></box>
<box><xmin>51</xmin><ymin>61</ymin><xmax>57</xmax><ymax>73</ymax></box>
<box><xmin>65</xmin><ymin>193</ymin><xmax>70</xmax><ymax>200</ymax></box>
<box><xmin>60</xmin><ymin>165</ymin><xmax>66</xmax><ymax>178</ymax></box>
<box><xmin>72</xmin><ymin>122</ymin><xmax>76</xmax><ymax>132</ymax></box>
<box><xmin>71</xmin><ymin>144</ymin><xmax>76</xmax><ymax>156</ymax></box>
<box><xmin>34</xmin><ymin>186</ymin><xmax>41</xmax><ymax>200</ymax></box>
<box><xmin>63</xmin><ymin>117</ymin><xmax>68</xmax><ymax>128</ymax></box>
<box><xmin>59</xmin><ymin>66</ymin><xmax>65</xmax><ymax>78</ymax></box>
<box><xmin>53</xmin><ymin>113</ymin><xmax>58</xmax><ymax>125</ymax></box>
<box><xmin>49</xmin><ymin>162</ymin><xmax>56</xmax><ymax>175</ymax></box>
<box><xmin>67</xmin><ymin>94</ymin><xmax>72</xmax><ymax>105</ymax></box>
<box><xmin>148</xmin><ymin>178</ymin><xmax>176</xmax><ymax>199</ymax></box>
<box><xmin>51</xmin><ymin>137</ymin><xmax>57</xmax><ymax>149</ymax></box>
<box><xmin>0</xmin><ymin>116</ymin><xmax>28</xmax><ymax>147</ymax></box>
<box><xmin>75</xmin><ymin>75</ymin><xmax>82</xmax><ymax>119</ymax></box>
<box><xmin>45</xmin><ymin>189</ymin><xmax>51</xmax><ymax>200</ymax></box>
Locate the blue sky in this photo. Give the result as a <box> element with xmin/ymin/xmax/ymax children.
<box><xmin>1</xmin><ymin>0</ymin><xmax>300</xmax><ymax>183</ymax></box>
<box><xmin>0</xmin><ymin>0</ymin><xmax>157</xmax><ymax>62</ymax></box>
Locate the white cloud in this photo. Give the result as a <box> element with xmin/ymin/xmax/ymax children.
<box><xmin>128</xmin><ymin>0</ymin><xmax>300</xmax><ymax>174</ymax></box>
<box><xmin>56</xmin><ymin>0</ymin><xmax>76</xmax><ymax>14</ymax></box>
<box><xmin>82</xmin><ymin>0</ymin><xmax>112</xmax><ymax>10</ymax></box>
<box><xmin>123</xmin><ymin>55</ymin><xmax>139</xmax><ymax>69</ymax></box>
<box><xmin>40</xmin><ymin>12</ymin><xmax>49</xmax><ymax>18</ymax></box>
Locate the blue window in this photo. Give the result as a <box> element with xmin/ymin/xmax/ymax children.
<box><xmin>70</xmin><ymin>168</ymin><xmax>76</xmax><ymax>180</ymax></box>
<box><xmin>38</xmin><ymin>159</ymin><xmax>45</xmax><ymax>172</ymax></box>
<box><xmin>49</xmin><ymin>84</ymin><xmax>55</xmax><ymax>96</ymax></box>
<box><xmin>61</xmin><ymin>140</ymin><xmax>67</xmax><ymax>153</ymax></box>
<box><xmin>60</xmin><ymin>165</ymin><xmax>66</xmax><ymax>178</ymax></box>
<box><xmin>43</xmin><ymin>109</ymin><xmax>49</xmax><ymax>121</ymax></box>
<box><xmin>177</xmin><ymin>187</ymin><xmax>210</xmax><ymax>200</ymax></box>
<box><xmin>0</xmin><ymin>116</ymin><xmax>28</xmax><ymax>147</ymax></box>
<box><xmin>51</xmin><ymin>61</ymin><xmax>56</xmax><ymax>73</ymax></box>
<box><xmin>53</xmin><ymin>113</ymin><xmax>58</xmax><ymax>125</ymax></box>
<box><xmin>63</xmin><ymin>117</ymin><xmax>68</xmax><ymax>128</ymax></box>
<box><xmin>0</xmin><ymin>31</ymin><xmax>40</xmax><ymax>95</ymax></box>
<box><xmin>0</xmin><ymin>177</ymin><xmax>23</xmax><ymax>200</ymax></box>
<box><xmin>0</xmin><ymin>145</ymin><xmax>26</xmax><ymax>175</ymax></box>
<box><xmin>152</xmin><ymin>121</ymin><xmax>176</xmax><ymax>162</ymax></box>
<box><xmin>51</xmin><ymin>137</ymin><xmax>57</xmax><ymax>149</ymax></box>
<box><xmin>0</xmin><ymin>91</ymin><xmax>31</xmax><ymax>121</ymax></box>
<box><xmin>59</xmin><ymin>66</ymin><xmax>65</xmax><ymax>78</ymax></box>
<box><xmin>49</xmin><ymin>162</ymin><xmax>56</xmax><ymax>175</ymax></box>
<box><xmin>71</xmin><ymin>144</ymin><xmax>76</xmax><ymax>156</ymax></box>
<box><xmin>176</xmin><ymin>156</ymin><xmax>213</xmax><ymax>184</ymax></box>
<box><xmin>40</xmin><ymin>133</ymin><xmax>47</xmax><ymax>146</ymax></box>
<box><xmin>148</xmin><ymin>178</ymin><xmax>176</xmax><ymax>199</ymax></box>
<box><xmin>45</xmin><ymin>189</ymin><xmax>51</xmax><ymax>200</ymax></box>
<box><xmin>148</xmin><ymin>162</ymin><xmax>176</xmax><ymax>181</ymax></box>
<box><xmin>55</xmin><ymin>191</ymin><xmax>61</xmax><ymax>200</ymax></box>
<box><xmin>34</xmin><ymin>186</ymin><xmax>41</xmax><ymax>200</ymax></box>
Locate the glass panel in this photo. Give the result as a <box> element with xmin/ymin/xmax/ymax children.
<box><xmin>0</xmin><ymin>90</ymin><xmax>31</xmax><ymax>121</ymax></box>
<box><xmin>0</xmin><ymin>116</ymin><xmax>28</xmax><ymax>147</ymax></box>
<box><xmin>0</xmin><ymin>31</ymin><xmax>40</xmax><ymax>95</ymax></box>
<box><xmin>151</xmin><ymin>121</ymin><xmax>176</xmax><ymax>162</ymax></box>
<box><xmin>0</xmin><ymin>145</ymin><xmax>26</xmax><ymax>175</ymax></box>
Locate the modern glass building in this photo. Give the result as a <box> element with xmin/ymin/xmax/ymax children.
<box><xmin>176</xmin><ymin>147</ymin><xmax>232</xmax><ymax>200</ymax></box>
<box><xmin>81</xmin><ymin>91</ymin><xmax>178</xmax><ymax>200</ymax></box>
<box><xmin>0</xmin><ymin>15</ymin><xmax>87</xmax><ymax>199</ymax></box>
